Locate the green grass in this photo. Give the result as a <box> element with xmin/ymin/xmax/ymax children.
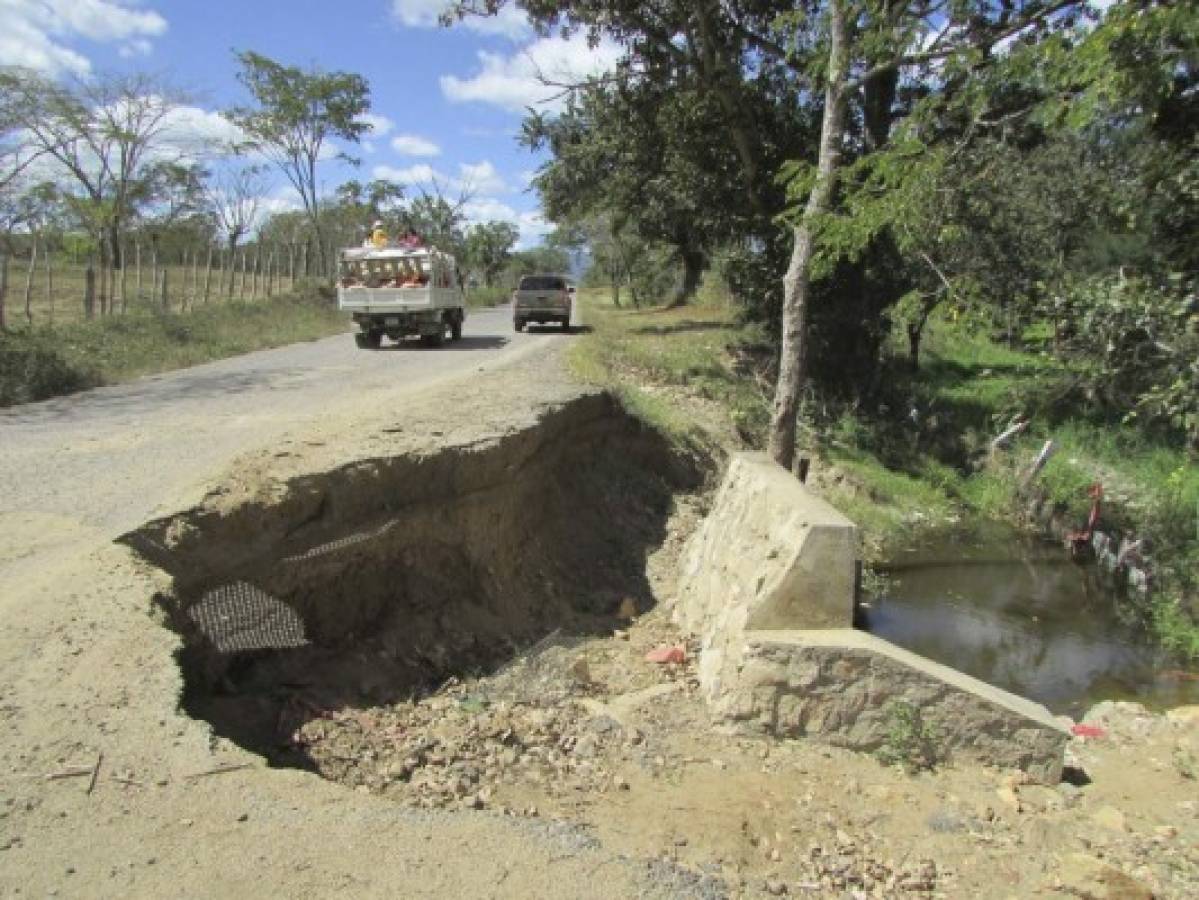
<box><xmin>571</xmin><ymin>292</ymin><xmax>1199</xmax><ymax>658</ymax></box>
<box><xmin>569</xmin><ymin>291</ymin><xmax>770</xmax><ymax>452</ymax></box>
<box><xmin>464</xmin><ymin>285</ymin><xmax>511</xmax><ymax>309</ymax></box>
<box><xmin>0</xmin><ymin>288</ymin><xmax>348</xmax><ymax>406</ymax></box>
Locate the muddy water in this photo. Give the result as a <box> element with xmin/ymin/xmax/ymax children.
<box><xmin>863</xmin><ymin>523</ymin><xmax>1199</xmax><ymax>717</ymax></box>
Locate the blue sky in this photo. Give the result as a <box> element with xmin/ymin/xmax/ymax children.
<box><xmin>0</xmin><ymin>0</ymin><xmax>622</xmax><ymax>245</ymax></box>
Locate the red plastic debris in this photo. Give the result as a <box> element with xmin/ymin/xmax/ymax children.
<box><xmin>645</xmin><ymin>645</ymin><xmax>686</xmax><ymax>664</ymax></box>
<box><xmin>1071</xmin><ymin>724</ymin><xmax>1107</xmax><ymax>739</ymax></box>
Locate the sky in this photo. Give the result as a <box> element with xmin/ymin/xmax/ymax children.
<box><xmin>0</xmin><ymin>0</ymin><xmax>623</xmax><ymax>246</ymax></box>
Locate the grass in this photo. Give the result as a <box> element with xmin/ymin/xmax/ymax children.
<box><xmin>464</xmin><ymin>285</ymin><xmax>511</xmax><ymax>309</ymax></box>
<box><xmin>571</xmin><ymin>290</ymin><xmax>1199</xmax><ymax>659</ymax></box>
<box><xmin>0</xmin><ymin>288</ymin><xmax>348</xmax><ymax>406</ymax></box>
<box><xmin>569</xmin><ymin>289</ymin><xmax>770</xmax><ymax>453</ymax></box>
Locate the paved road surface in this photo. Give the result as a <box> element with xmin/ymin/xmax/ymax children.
<box><xmin>1</xmin><ymin>303</ymin><xmax>573</xmax><ymax>547</ymax></box>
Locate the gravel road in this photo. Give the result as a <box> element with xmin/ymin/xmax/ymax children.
<box><xmin>0</xmin><ymin>303</ymin><xmax>566</xmax><ymax>547</ymax></box>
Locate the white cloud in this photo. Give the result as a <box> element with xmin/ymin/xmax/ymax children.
<box><xmin>0</xmin><ymin>0</ymin><xmax>167</xmax><ymax>77</ymax></box>
<box><xmin>390</xmin><ymin>134</ymin><xmax>441</xmax><ymax>157</ymax></box>
<box><xmin>373</xmin><ymin>163</ymin><xmax>439</xmax><ymax>186</ymax></box>
<box><xmin>441</xmin><ymin>34</ymin><xmax>624</xmax><ymax>113</ymax></box>
<box><xmin>160</xmin><ymin>105</ymin><xmax>247</xmax><ymax>155</ymax></box>
<box><xmin>458</xmin><ymin>160</ymin><xmax>508</xmax><ymax>194</ymax></box>
<box><xmin>462</xmin><ymin>198</ymin><xmax>551</xmax><ymax>249</ymax></box>
<box><xmin>359</xmin><ymin>113</ymin><xmax>395</xmax><ymax>137</ymax></box>
<box><xmin>391</xmin><ymin>0</ymin><xmax>531</xmax><ymax>40</ymax></box>
<box><xmin>372</xmin><ymin>159</ymin><xmax>509</xmax><ymax>196</ymax></box>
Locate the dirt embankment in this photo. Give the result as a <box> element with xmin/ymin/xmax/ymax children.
<box><xmin>125</xmin><ymin>391</ymin><xmax>702</xmax><ymax>766</ymax></box>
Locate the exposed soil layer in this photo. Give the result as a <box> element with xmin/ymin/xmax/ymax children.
<box><xmin>121</xmin><ymin>393</ymin><xmax>702</xmax><ymax>767</ymax></box>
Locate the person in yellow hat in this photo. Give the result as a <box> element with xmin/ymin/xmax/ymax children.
<box><xmin>370</xmin><ymin>220</ymin><xmax>388</xmax><ymax>248</ymax></box>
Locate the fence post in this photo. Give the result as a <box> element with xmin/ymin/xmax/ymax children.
<box><xmin>23</xmin><ymin>241</ymin><xmax>37</xmax><ymax>325</ymax></box>
<box><xmin>160</xmin><ymin>267</ymin><xmax>169</xmax><ymax>311</ymax></box>
<box><xmin>84</xmin><ymin>264</ymin><xmax>95</xmax><ymax>320</ymax></box>
<box><xmin>202</xmin><ymin>245</ymin><xmax>213</xmax><ymax>304</ymax></box>
<box><xmin>0</xmin><ymin>252</ymin><xmax>8</xmax><ymax>331</ymax></box>
<box><xmin>44</xmin><ymin>247</ymin><xmax>54</xmax><ymax>326</ymax></box>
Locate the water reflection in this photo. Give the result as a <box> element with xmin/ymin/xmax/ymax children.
<box><xmin>864</xmin><ymin>524</ymin><xmax>1199</xmax><ymax>716</ymax></box>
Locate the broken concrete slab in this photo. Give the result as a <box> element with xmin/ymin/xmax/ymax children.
<box><xmin>675</xmin><ymin>453</ymin><xmax>857</xmax><ymax>635</ymax></box>
<box><xmin>707</xmin><ymin>629</ymin><xmax>1070</xmax><ymax>784</ymax></box>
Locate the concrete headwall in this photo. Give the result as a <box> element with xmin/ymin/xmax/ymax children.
<box><xmin>676</xmin><ymin>453</ymin><xmax>857</xmax><ymax>636</ymax></box>
<box><xmin>676</xmin><ymin>452</ymin><xmax>1069</xmax><ymax>783</ymax></box>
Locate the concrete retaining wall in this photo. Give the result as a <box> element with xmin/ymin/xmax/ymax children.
<box><xmin>709</xmin><ymin>629</ymin><xmax>1067</xmax><ymax>784</ymax></box>
<box><xmin>676</xmin><ymin>452</ymin><xmax>1069</xmax><ymax>783</ymax></box>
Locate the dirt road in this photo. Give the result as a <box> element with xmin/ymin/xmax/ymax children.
<box><xmin>0</xmin><ymin>308</ymin><xmax>714</xmax><ymax>899</ymax></box>
<box><xmin>0</xmin><ymin>304</ymin><xmax>565</xmax><ymax>550</ymax></box>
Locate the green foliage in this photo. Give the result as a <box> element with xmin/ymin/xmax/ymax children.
<box><xmin>875</xmin><ymin>701</ymin><xmax>939</xmax><ymax>774</ymax></box>
<box><xmin>1045</xmin><ymin>275</ymin><xmax>1199</xmax><ymax>447</ymax></box>
<box><xmin>463</xmin><ymin>221</ymin><xmax>519</xmax><ymax>286</ymax></box>
<box><xmin>1151</xmin><ymin>596</ymin><xmax>1199</xmax><ymax>662</ymax></box>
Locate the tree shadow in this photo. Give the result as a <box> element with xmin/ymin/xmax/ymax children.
<box><xmin>378</xmin><ymin>335</ymin><xmax>510</xmax><ymax>351</ymax></box>
<box><xmin>630</xmin><ymin>320</ymin><xmax>738</xmax><ymax>336</ymax></box>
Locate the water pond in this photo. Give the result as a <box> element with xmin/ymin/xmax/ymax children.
<box><xmin>862</xmin><ymin>522</ymin><xmax>1199</xmax><ymax>717</ymax></box>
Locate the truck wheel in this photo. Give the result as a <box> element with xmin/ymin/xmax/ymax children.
<box><xmin>514</xmin><ymin>319</ymin><xmax>525</xmax><ymax>332</ymax></box>
<box><xmin>450</xmin><ymin>311</ymin><xmax>463</xmax><ymax>341</ymax></box>
<box><xmin>421</xmin><ymin>329</ymin><xmax>444</xmax><ymax>348</ymax></box>
<box><xmin>561</xmin><ymin>316</ymin><xmax>571</xmax><ymax>331</ymax></box>
<box><xmin>356</xmin><ymin>330</ymin><xmax>382</xmax><ymax>350</ymax></box>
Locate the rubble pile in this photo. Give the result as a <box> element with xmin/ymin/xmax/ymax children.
<box><xmin>291</xmin><ymin>639</ymin><xmax>693</xmax><ymax>812</ymax></box>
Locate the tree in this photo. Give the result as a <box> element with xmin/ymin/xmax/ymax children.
<box><xmin>464</xmin><ymin>221</ymin><xmax>519</xmax><ymax>286</ymax></box>
<box><xmin>227</xmin><ymin>51</ymin><xmax>371</xmax><ymax>274</ymax></box>
<box><xmin>460</xmin><ymin>0</ymin><xmax>1089</xmax><ymax>468</ymax></box>
<box><xmin>1</xmin><ymin>70</ymin><xmax>191</xmax><ymax>270</ymax></box>
<box><xmin>205</xmin><ymin>165</ymin><xmax>267</xmax><ymax>256</ymax></box>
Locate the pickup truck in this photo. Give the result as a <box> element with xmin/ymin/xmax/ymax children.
<box><xmin>337</xmin><ymin>245</ymin><xmax>465</xmax><ymax>348</ymax></box>
<box><xmin>512</xmin><ymin>274</ymin><xmax>573</xmax><ymax>332</ymax></box>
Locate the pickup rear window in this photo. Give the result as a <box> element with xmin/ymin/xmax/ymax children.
<box><xmin>518</xmin><ymin>276</ymin><xmax>566</xmax><ymax>291</ymax></box>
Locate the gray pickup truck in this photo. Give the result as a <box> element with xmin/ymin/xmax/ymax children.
<box><xmin>512</xmin><ymin>274</ymin><xmax>573</xmax><ymax>332</ymax></box>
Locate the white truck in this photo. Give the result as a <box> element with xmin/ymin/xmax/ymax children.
<box><xmin>337</xmin><ymin>245</ymin><xmax>466</xmax><ymax>349</ymax></box>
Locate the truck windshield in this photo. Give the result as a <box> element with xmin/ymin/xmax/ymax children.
<box><xmin>518</xmin><ymin>276</ymin><xmax>565</xmax><ymax>291</ymax></box>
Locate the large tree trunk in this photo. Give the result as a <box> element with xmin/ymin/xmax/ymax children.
<box><xmin>108</xmin><ymin>222</ymin><xmax>123</xmax><ymax>270</ymax></box>
<box><xmin>767</xmin><ymin>0</ymin><xmax>850</xmax><ymax>471</ymax></box>
<box><xmin>668</xmin><ymin>247</ymin><xmax>705</xmax><ymax>308</ymax></box>
<box><xmin>907</xmin><ymin>322</ymin><xmax>922</xmax><ymax>371</ymax></box>
<box><xmin>83</xmin><ymin>263</ymin><xmax>96</xmax><ymax>320</ymax></box>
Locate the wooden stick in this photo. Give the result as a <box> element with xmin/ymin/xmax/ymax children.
<box><xmin>43</xmin><ymin>767</ymin><xmax>93</xmax><ymax>781</ymax></box>
<box><xmin>184</xmin><ymin>762</ymin><xmax>252</xmax><ymax>780</ymax></box>
<box><xmin>87</xmin><ymin>752</ymin><xmax>103</xmax><ymax>795</ymax></box>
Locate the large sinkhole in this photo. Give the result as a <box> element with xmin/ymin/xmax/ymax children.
<box><xmin>120</xmin><ymin>394</ymin><xmax>702</xmax><ymax>774</ymax></box>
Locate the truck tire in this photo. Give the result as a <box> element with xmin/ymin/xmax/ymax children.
<box><xmin>514</xmin><ymin>319</ymin><xmax>525</xmax><ymax>332</ymax></box>
<box><xmin>421</xmin><ymin>328</ymin><xmax>444</xmax><ymax>348</ymax></box>
<box><xmin>450</xmin><ymin>311</ymin><xmax>463</xmax><ymax>341</ymax></box>
<box><xmin>561</xmin><ymin>316</ymin><xmax>571</xmax><ymax>331</ymax></box>
<box><xmin>356</xmin><ymin>330</ymin><xmax>382</xmax><ymax>350</ymax></box>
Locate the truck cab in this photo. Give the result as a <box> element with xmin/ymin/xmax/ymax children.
<box><xmin>337</xmin><ymin>245</ymin><xmax>466</xmax><ymax>349</ymax></box>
